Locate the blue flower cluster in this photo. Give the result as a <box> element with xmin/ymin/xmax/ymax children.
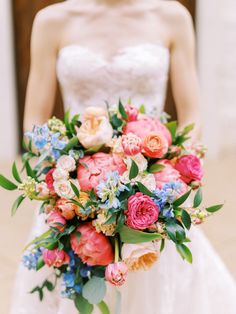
<box><xmin>26</xmin><ymin>124</ymin><xmax>68</xmax><ymax>160</ymax></box>
<box><xmin>61</xmin><ymin>251</ymin><xmax>92</xmax><ymax>298</ymax></box>
<box><xmin>154</xmin><ymin>182</ymin><xmax>183</xmax><ymax>219</ymax></box>
<box><xmin>97</xmin><ymin>171</ymin><xmax>129</xmax><ymax>209</ymax></box>
<box><xmin>22</xmin><ymin>248</ymin><xmax>42</xmax><ymax>270</ymax></box>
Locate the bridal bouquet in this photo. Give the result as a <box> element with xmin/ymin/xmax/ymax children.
<box><xmin>0</xmin><ymin>101</ymin><xmax>223</xmax><ymax>313</ymax></box>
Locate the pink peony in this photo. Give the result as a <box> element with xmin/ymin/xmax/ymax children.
<box><xmin>142</xmin><ymin>132</ymin><xmax>168</xmax><ymax>158</ymax></box>
<box><xmin>70</xmin><ymin>222</ymin><xmax>114</xmax><ymax>266</ymax></box>
<box><xmin>45</xmin><ymin>169</ymin><xmax>55</xmax><ymax>190</ymax></box>
<box><xmin>105</xmin><ymin>262</ymin><xmax>128</xmax><ymax>286</ymax></box>
<box><xmin>43</xmin><ymin>248</ymin><xmax>70</xmax><ymax>267</ymax></box>
<box><xmin>55</xmin><ymin>198</ymin><xmax>76</xmax><ymax>220</ymax></box>
<box><xmin>153</xmin><ymin>160</ymin><xmax>181</xmax><ymax>189</ymax></box>
<box><xmin>125</xmin><ymin>192</ymin><xmax>159</xmax><ymax>230</ymax></box>
<box><xmin>123</xmin><ymin>116</ymin><xmax>172</xmax><ymax>146</ymax></box>
<box><xmin>175</xmin><ymin>155</ymin><xmax>204</xmax><ymax>184</ymax></box>
<box><xmin>47</xmin><ymin>211</ymin><xmax>66</xmax><ymax>232</ymax></box>
<box><xmin>77</xmin><ymin>152</ymin><xmax>126</xmax><ymax>191</ymax></box>
<box><xmin>125</xmin><ymin>104</ymin><xmax>139</xmax><ymax>122</ymax></box>
<box><xmin>121</xmin><ymin>133</ymin><xmax>142</xmax><ymax>156</ymax></box>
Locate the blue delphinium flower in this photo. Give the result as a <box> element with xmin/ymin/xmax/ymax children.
<box><xmin>22</xmin><ymin>248</ymin><xmax>42</xmax><ymax>270</ymax></box>
<box><xmin>61</xmin><ymin>272</ymin><xmax>82</xmax><ymax>299</ymax></box>
<box><xmin>97</xmin><ymin>171</ymin><xmax>129</xmax><ymax>209</ymax></box>
<box><xmin>26</xmin><ymin>124</ymin><xmax>50</xmax><ymax>150</ymax></box>
<box><xmin>80</xmin><ymin>266</ymin><xmax>92</xmax><ymax>278</ymax></box>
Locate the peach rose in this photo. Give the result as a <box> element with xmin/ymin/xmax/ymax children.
<box><xmin>55</xmin><ymin>198</ymin><xmax>76</xmax><ymax>220</ymax></box>
<box><xmin>70</xmin><ymin>222</ymin><xmax>114</xmax><ymax>266</ymax></box>
<box><xmin>77</xmin><ymin>152</ymin><xmax>126</xmax><ymax>191</ymax></box>
<box><xmin>105</xmin><ymin>262</ymin><xmax>128</xmax><ymax>286</ymax></box>
<box><xmin>43</xmin><ymin>248</ymin><xmax>70</xmax><ymax>267</ymax></box>
<box><xmin>76</xmin><ymin>107</ymin><xmax>113</xmax><ymax>148</ymax></box>
<box><xmin>121</xmin><ymin>242</ymin><xmax>159</xmax><ymax>271</ymax></box>
<box><xmin>123</xmin><ymin>116</ymin><xmax>172</xmax><ymax>146</ymax></box>
<box><xmin>142</xmin><ymin>132</ymin><xmax>168</xmax><ymax>158</ymax></box>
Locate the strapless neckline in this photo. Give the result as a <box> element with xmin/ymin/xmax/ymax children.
<box><xmin>57</xmin><ymin>42</ymin><xmax>169</xmax><ymax>64</ymax></box>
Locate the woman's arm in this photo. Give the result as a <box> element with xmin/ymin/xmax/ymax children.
<box><xmin>167</xmin><ymin>3</ymin><xmax>201</xmax><ymax>140</ymax></box>
<box><xmin>23</xmin><ymin>9</ymin><xmax>62</xmax><ymax>132</ymax></box>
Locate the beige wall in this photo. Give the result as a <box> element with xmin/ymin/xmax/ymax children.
<box><xmin>0</xmin><ymin>0</ymin><xmax>18</xmax><ymax>160</ymax></box>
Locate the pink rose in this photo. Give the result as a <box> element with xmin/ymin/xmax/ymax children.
<box><xmin>142</xmin><ymin>132</ymin><xmax>168</xmax><ymax>158</ymax></box>
<box><xmin>125</xmin><ymin>104</ymin><xmax>138</xmax><ymax>122</ymax></box>
<box><xmin>125</xmin><ymin>192</ymin><xmax>159</xmax><ymax>230</ymax></box>
<box><xmin>43</xmin><ymin>248</ymin><xmax>70</xmax><ymax>267</ymax></box>
<box><xmin>45</xmin><ymin>169</ymin><xmax>55</xmax><ymax>191</ymax></box>
<box><xmin>175</xmin><ymin>155</ymin><xmax>204</xmax><ymax>184</ymax></box>
<box><xmin>77</xmin><ymin>153</ymin><xmax>126</xmax><ymax>191</ymax></box>
<box><xmin>57</xmin><ymin>155</ymin><xmax>76</xmax><ymax>172</ymax></box>
<box><xmin>105</xmin><ymin>262</ymin><xmax>128</xmax><ymax>286</ymax></box>
<box><xmin>123</xmin><ymin>116</ymin><xmax>172</xmax><ymax>146</ymax></box>
<box><xmin>121</xmin><ymin>133</ymin><xmax>142</xmax><ymax>156</ymax></box>
<box><xmin>47</xmin><ymin>211</ymin><xmax>66</xmax><ymax>232</ymax></box>
<box><xmin>55</xmin><ymin>198</ymin><xmax>76</xmax><ymax>220</ymax></box>
<box><xmin>70</xmin><ymin>222</ymin><xmax>114</xmax><ymax>266</ymax></box>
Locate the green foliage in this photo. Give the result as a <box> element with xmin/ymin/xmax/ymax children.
<box><xmin>70</xmin><ymin>182</ymin><xmax>80</xmax><ymax>198</ymax></box>
<box><xmin>165</xmin><ymin>121</ymin><xmax>177</xmax><ymax>142</ymax></box>
<box><xmin>36</xmin><ymin>257</ymin><xmax>45</xmax><ymax>271</ymax></box>
<box><xmin>30</xmin><ymin>279</ymin><xmax>56</xmax><ymax>301</ymax></box>
<box><xmin>160</xmin><ymin>239</ymin><xmax>165</xmax><ymax>252</ymax></box>
<box><xmin>118</xmin><ymin>99</ymin><xmax>128</xmax><ymax>120</ymax></box>
<box><xmin>129</xmin><ymin>159</ymin><xmax>139</xmax><ymax>180</ymax></box>
<box><xmin>97</xmin><ymin>301</ymin><xmax>110</xmax><ymax>314</ymax></box>
<box><xmin>11</xmin><ymin>195</ymin><xmax>25</xmax><ymax>216</ymax></box>
<box><xmin>206</xmin><ymin>204</ymin><xmax>224</xmax><ymax>213</ymax></box>
<box><xmin>193</xmin><ymin>188</ymin><xmax>202</xmax><ymax>208</ymax></box>
<box><xmin>12</xmin><ymin>162</ymin><xmax>22</xmax><ymax>183</ymax></box>
<box><xmin>0</xmin><ymin>174</ymin><xmax>18</xmax><ymax>190</ymax></box>
<box><xmin>181</xmin><ymin>210</ymin><xmax>191</xmax><ymax>230</ymax></box>
<box><xmin>173</xmin><ymin>189</ymin><xmax>192</xmax><ymax>207</ymax></box>
<box><xmin>139</xmin><ymin>104</ymin><xmax>146</xmax><ymax>114</ymax></box>
<box><xmin>165</xmin><ymin>219</ymin><xmax>186</xmax><ymax>243</ymax></box>
<box><xmin>148</xmin><ymin>164</ymin><xmax>165</xmax><ymax>174</ymax></box>
<box><xmin>25</xmin><ymin>160</ymin><xmax>38</xmax><ymax>181</ymax></box>
<box><xmin>136</xmin><ymin>182</ymin><xmax>154</xmax><ymax>197</ymax></box>
<box><xmin>64</xmin><ymin>136</ymin><xmax>79</xmax><ymax>152</ymax></box>
<box><xmin>176</xmin><ymin>243</ymin><xmax>193</xmax><ymax>263</ymax></box>
<box><xmin>74</xmin><ymin>294</ymin><xmax>94</xmax><ymax>314</ymax></box>
<box><xmin>119</xmin><ymin>226</ymin><xmax>162</xmax><ymax>244</ymax></box>
<box><xmin>82</xmin><ymin>276</ymin><xmax>107</xmax><ymax>305</ymax></box>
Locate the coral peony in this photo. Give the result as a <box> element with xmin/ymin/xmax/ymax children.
<box><xmin>121</xmin><ymin>133</ymin><xmax>142</xmax><ymax>156</ymax></box>
<box><xmin>47</xmin><ymin>211</ymin><xmax>66</xmax><ymax>232</ymax></box>
<box><xmin>70</xmin><ymin>222</ymin><xmax>114</xmax><ymax>266</ymax></box>
<box><xmin>124</xmin><ymin>104</ymin><xmax>139</xmax><ymax>122</ymax></box>
<box><xmin>125</xmin><ymin>192</ymin><xmax>159</xmax><ymax>230</ymax></box>
<box><xmin>175</xmin><ymin>155</ymin><xmax>203</xmax><ymax>184</ymax></box>
<box><xmin>123</xmin><ymin>116</ymin><xmax>172</xmax><ymax>146</ymax></box>
<box><xmin>43</xmin><ymin>248</ymin><xmax>70</xmax><ymax>267</ymax></box>
<box><xmin>105</xmin><ymin>262</ymin><xmax>128</xmax><ymax>286</ymax></box>
<box><xmin>121</xmin><ymin>242</ymin><xmax>159</xmax><ymax>271</ymax></box>
<box><xmin>77</xmin><ymin>152</ymin><xmax>126</xmax><ymax>191</ymax></box>
<box><xmin>142</xmin><ymin>132</ymin><xmax>168</xmax><ymax>158</ymax></box>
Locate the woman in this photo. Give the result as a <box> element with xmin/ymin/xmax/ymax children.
<box><xmin>11</xmin><ymin>0</ymin><xmax>236</xmax><ymax>313</ymax></box>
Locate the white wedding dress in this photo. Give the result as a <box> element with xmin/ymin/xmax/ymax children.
<box><xmin>10</xmin><ymin>43</ymin><xmax>236</xmax><ymax>314</ymax></box>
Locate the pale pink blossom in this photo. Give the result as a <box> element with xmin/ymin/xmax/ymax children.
<box><xmin>36</xmin><ymin>182</ymin><xmax>50</xmax><ymax>198</ymax></box>
<box><xmin>105</xmin><ymin>262</ymin><xmax>128</xmax><ymax>286</ymax></box>
<box><xmin>52</xmin><ymin>168</ymin><xmax>69</xmax><ymax>181</ymax></box>
<box><xmin>124</xmin><ymin>104</ymin><xmax>139</xmax><ymax>122</ymax></box>
<box><xmin>53</xmin><ymin>180</ymin><xmax>75</xmax><ymax>199</ymax></box>
<box><xmin>57</xmin><ymin>155</ymin><xmax>76</xmax><ymax>172</ymax></box>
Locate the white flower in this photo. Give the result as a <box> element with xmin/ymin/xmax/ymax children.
<box><xmin>53</xmin><ymin>180</ymin><xmax>75</xmax><ymax>199</ymax></box>
<box><xmin>76</xmin><ymin>107</ymin><xmax>113</xmax><ymax>148</ymax></box>
<box><xmin>36</xmin><ymin>182</ymin><xmax>50</xmax><ymax>197</ymax></box>
<box><xmin>57</xmin><ymin>155</ymin><xmax>76</xmax><ymax>172</ymax></box>
<box><xmin>52</xmin><ymin>168</ymin><xmax>69</xmax><ymax>181</ymax></box>
<box><xmin>126</xmin><ymin>154</ymin><xmax>148</xmax><ymax>172</ymax></box>
<box><xmin>108</xmin><ymin>136</ymin><xmax>124</xmax><ymax>154</ymax></box>
<box><xmin>137</xmin><ymin>173</ymin><xmax>156</xmax><ymax>191</ymax></box>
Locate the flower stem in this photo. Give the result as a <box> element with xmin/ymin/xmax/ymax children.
<box><xmin>114</xmin><ymin>237</ymin><xmax>120</xmax><ymax>263</ymax></box>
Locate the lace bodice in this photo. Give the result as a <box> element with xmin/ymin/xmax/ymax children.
<box><xmin>56</xmin><ymin>43</ymin><xmax>170</xmax><ymax>116</ymax></box>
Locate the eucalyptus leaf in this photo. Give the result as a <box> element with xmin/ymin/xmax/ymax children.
<box><xmin>181</xmin><ymin>209</ymin><xmax>191</xmax><ymax>230</ymax></box>
<box><xmin>82</xmin><ymin>276</ymin><xmax>106</xmax><ymax>305</ymax></box>
<box><xmin>119</xmin><ymin>225</ymin><xmax>162</xmax><ymax>244</ymax></box>
<box><xmin>12</xmin><ymin>161</ymin><xmax>22</xmax><ymax>183</ymax></box>
<box><xmin>74</xmin><ymin>294</ymin><xmax>94</xmax><ymax>314</ymax></box>
<box><xmin>173</xmin><ymin>189</ymin><xmax>191</xmax><ymax>207</ymax></box>
<box><xmin>193</xmin><ymin>188</ymin><xmax>202</xmax><ymax>208</ymax></box>
<box><xmin>206</xmin><ymin>204</ymin><xmax>224</xmax><ymax>213</ymax></box>
<box><xmin>176</xmin><ymin>243</ymin><xmax>193</xmax><ymax>263</ymax></box>
<box><xmin>129</xmin><ymin>159</ymin><xmax>139</xmax><ymax>180</ymax></box>
<box><xmin>0</xmin><ymin>174</ymin><xmax>18</xmax><ymax>190</ymax></box>
<box><xmin>11</xmin><ymin>195</ymin><xmax>25</xmax><ymax>216</ymax></box>
<box><xmin>148</xmin><ymin>164</ymin><xmax>165</xmax><ymax>174</ymax></box>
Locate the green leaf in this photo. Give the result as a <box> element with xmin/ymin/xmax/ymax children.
<box><xmin>25</xmin><ymin>160</ymin><xmax>37</xmax><ymax>180</ymax></box>
<box><xmin>173</xmin><ymin>189</ymin><xmax>192</xmax><ymax>207</ymax></box>
<box><xmin>97</xmin><ymin>301</ymin><xmax>110</xmax><ymax>314</ymax></box>
<box><xmin>181</xmin><ymin>123</ymin><xmax>195</xmax><ymax>136</ymax></box>
<box><xmin>104</xmin><ymin>214</ymin><xmax>117</xmax><ymax>225</ymax></box>
<box><xmin>139</xmin><ymin>104</ymin><xmax>146</xmax><ymax>114</ymax></box>
<box><xmin>181</xmin><ymin>209</ymin><xmax>191</xmax><ymax>230</ymax></box>
<box><xmin>176</xmin><ymin>243</ymin><xmax>193</xmax><ymax>263</ymax></box>
<box><xmin>12</xmin><ymin>162</ymin><xmax>22</xmax><ymax>183</ymax></box>
<box><xmin>76</xmin><ymin>231</ymin><xmax>81</xmax><ymax>242</ymax></box>
<box><xmin>70</xmin><ymin>181</ymin><xmax>80</xmax><ymax>198</ymax></box>
<box><xmin>24</xmin><ymin>229</ymin><xmax>51</xmax><ymax>251</ymax></box>
<box><xmin>43</xmin><ymin>280</ymin><xmax>54</xmax><ymax>292</ymax></box>
<box><xmin>193</xmin><ymin>188</ymin><xmax>202</xmax><ymax>208</ymax></box>
<box><xmin>160</xmin><ymin>239</ymin><xmax>165</xmax><ymax>252</ymax></box>
<box><xmin>64</xmin><ymin>136</ymin><xmax>79</xmax><ymax>152</ymax></box>
<box><xmin>148</xmin><ymin>164</ymin><xmax>165</xmax><ymax>174</ymax></box>
<box><xmin>30</xmin><ymin>286</ymin><xmax>44</xmax><ymax>301</ymax></box>
<box><xmin>114</xmin><ymin>213</ymin><xmax>126</xmax><ymax>233</ymax></box>
<box><xmin>11</xmin><ymin>195</ymin><xmax>25</xmax><ymax>216</ymax></box>
<box><xmin>85</xmin><ymin>145</ymin><xmax>104</xmax><ymax>154</ymax></box>
<box><xmin>129</xmin><ymin>159</ymin><xmax>139</xmax><ymax>180</ymax></box>
<box><xmin>82</xmin><ymin>276</ymin><xmax>107</xmax><ymax>305</ymax></box>
<box><xmin>165</xmin><ymin>121</ymin><xmax>177</xmax><ymax>141</ymax></box>
<box><xmin>118</xmin><ymin>99</ymin><xmax>128</xmax><ymax>120</ymax></box>
<box><xmin>136</xmin><ymin>181</ymin><xmax>154</xmax><ymax>197</ymax></box>
<box><xmin>119</xmin><ymin>225</ymin><xmax>162</xmax><ymax>244</ymax></box>
<box><xmin>74</xmin><ymin>294</ymin><xmax>94</xmax><ymax>314</ymax></box>
<box><xmin>165</xmin><ymin>220</ymin><xmax>186</xmax><ymax>243</ymax></box>
<box><xmin>111</xmin><ymin>114</ymin><xmax>123</xmax><ymax>129</ymax></box>
<box><xmin>36</xmin><ymin>257</ymin><xmax>45</xmax><ymax>271</ymax></box>
<box><xmin>206</xmin><ymin>204</ymin><xmax>224</xmax><ymax>213</ymax></box>
<box><xmin>0</xmin><ymin>174</ymin><xmax>18</xmax><ymax>190</ymax></box>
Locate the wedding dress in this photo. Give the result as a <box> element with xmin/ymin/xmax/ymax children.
<box><xmin>10</xmin><ymin>43</ymin><xmax>236</xmax><ymax>314</ymax></box>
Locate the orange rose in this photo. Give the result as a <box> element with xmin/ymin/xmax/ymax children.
<box><xmin>142</xmin><ymin>132</ymin><xmax>168</xmax><ymax>158</ymax></box>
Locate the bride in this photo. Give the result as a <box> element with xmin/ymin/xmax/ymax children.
<box><xmin>11</xmin><ymin>0</ymin><xmax>236</xmax><ymax>313</ymax></box>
